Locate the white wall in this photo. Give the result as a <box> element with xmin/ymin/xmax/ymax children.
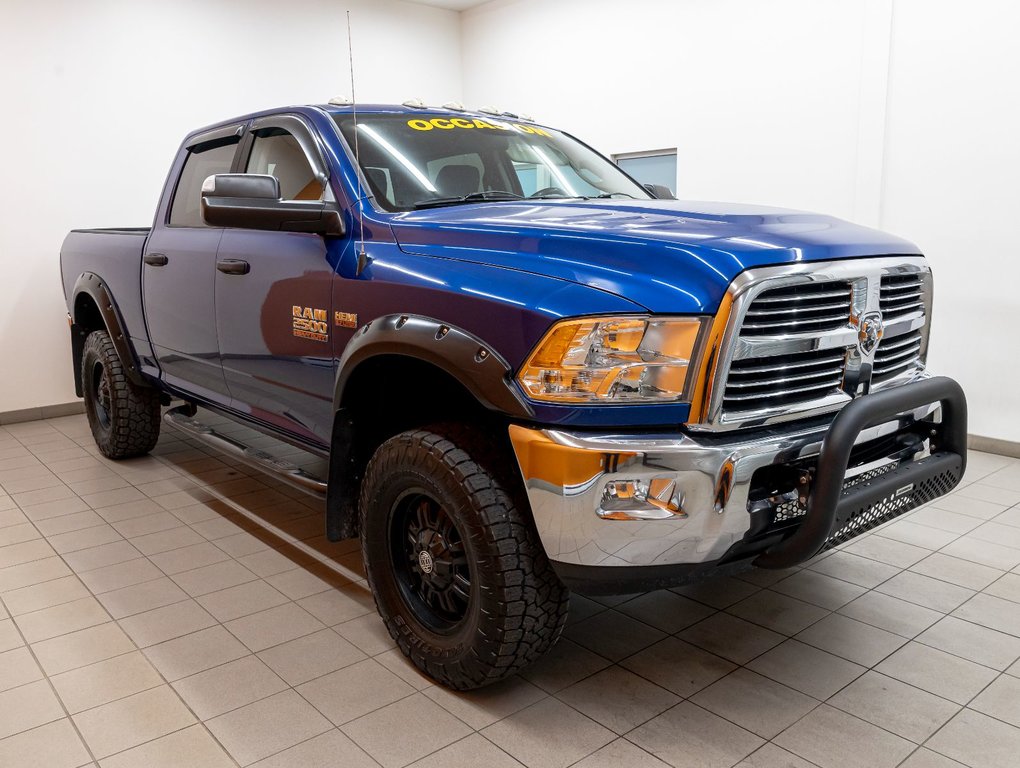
<box><xmin>0</xmin><ymin>0</ymin><xmax>462</xmax><ymax>414</ymax></box>
<box><xmin>881</xmin><ymin>0</ymin><xmax>1020</xmax><ymax>442</ymax></box>
<box><xmin>4</xmin><ymin>0</ymin><xmax>1018</xmax><ymax>442</ymax></box>
<box><xmin>462</xmin><ymin>0</ymin><xmax>878</xmax><ymax>222</ymax></box>
<box><xmin>462</xmin><ymin>0</ymin><xmax>1020</xmax><ymax>442</ymax></box>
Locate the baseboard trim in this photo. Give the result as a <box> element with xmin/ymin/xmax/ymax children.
<box><xmin>0</xmin><ymin>401</ymin><xmax>86</xmax><ymax>425</ymax></box>
<box><xmin>968</xmin><ymin>434</ymin><xmax>1020</xmax><ymax>460</ymax></box>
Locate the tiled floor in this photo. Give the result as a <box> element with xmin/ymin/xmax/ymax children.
<box><xmin>0</xmin><ymin>413</ymin><xmax>1019</xmax><ymax>767</ymax></box>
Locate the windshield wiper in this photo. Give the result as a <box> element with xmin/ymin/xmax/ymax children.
<box><xmin>581</xmin><ymin>192</ymin><xmax>637</xmax><ymax>200</ymax></box>
<box><xmin>413</xmin><ymin>191</ymin><xmax>525</xmax><ymax>209</ymax></box>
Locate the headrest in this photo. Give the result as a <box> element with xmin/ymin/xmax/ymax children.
<box><xmin>435</xmin><ymin>164</ymin><xmax>481</xmax><ymax>197</ymax></box>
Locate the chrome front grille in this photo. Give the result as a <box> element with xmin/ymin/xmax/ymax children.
<box><xmin>701</xmin><ymin>258</ymin><xmax>932</xmax><ymax>431</ymax></box>
<box><xmin>872</xmin><ymin>329</ymin><xmax>923</xmax><ymax>384</ymax></box>
<box><xmin>724</xmin><ymin>347</ymin><xmax>847</xmax><ymax>412</ymax></box>
<box><xmin>740</xmin><ymin>281</ymin><xmax>853</xmax><ymax>337</ymax></box>
<box><xmin>880</xmin><ymin>274</ymin><xmax>926</xmax><ymax>321</ymax></box>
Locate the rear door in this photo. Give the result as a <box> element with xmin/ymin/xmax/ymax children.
<box><xmin>214</xmin><ymin>114</ymin><xmax>340</xmax><ymax>445</ymax></box>
<box><xmin>143</xmin><ymin>125</ymin><xmax>243</xmax><ymax>404</ymax></box>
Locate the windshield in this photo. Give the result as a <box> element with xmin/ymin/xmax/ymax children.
<box><xmin>333</xmin><ymin>113</ymin><xmax>652</xmax><ymax>211</ymax></box>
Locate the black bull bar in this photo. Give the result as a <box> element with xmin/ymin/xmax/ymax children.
<box><xmin>755</xmin><ymin>376</ymin><xmax>968</xmax><ymax>570</ymax></box>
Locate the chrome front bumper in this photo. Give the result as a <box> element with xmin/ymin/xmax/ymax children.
<box><xmin>508</xmin><ymin>401</ymin><xmax>941</xmax><ymax>576</ymax></box>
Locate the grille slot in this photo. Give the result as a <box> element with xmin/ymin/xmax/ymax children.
<box><xmin>880</xmin><ymin>274</ymin><xmax>925</xmax><ymax>321</ymax></box>
<box><xmin>724</xmin><ymin>347</ymin><xmax>847</xmax><ymax>412</ymax></box>
<box><xmin>872</xmin><ymin>329</ymin><xmax>923</xmax><ymax>384</ymax></box>
<box><xmin>740</xmin><ymin>281</ymin><xmax>852</xmax><ymax>336</ymax></box>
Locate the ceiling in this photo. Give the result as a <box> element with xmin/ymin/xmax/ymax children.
<box><xmin>404</xmin><ymin>0</ymin><xmax>491</xmax><ymax>10</ymax></box>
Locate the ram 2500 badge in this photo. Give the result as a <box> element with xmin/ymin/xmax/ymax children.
<box><xmin>60</xmin><ymin>102</ymin><xmax>967</xmax><ymax>689</ymax></box>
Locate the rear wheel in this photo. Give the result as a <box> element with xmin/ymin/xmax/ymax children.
<box><xmin>82</xmin><ymin>330</ymin><xmax>160</xmax><ymax>459</ymax></box>
<box><xmin>359</xmin><ymin>425</ymin><xmax>569</xmax><ymax>689</ymax></box>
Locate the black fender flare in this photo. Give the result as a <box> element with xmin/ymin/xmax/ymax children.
<box><xmin>70</xmin><ymin>272</ymin><xmax>145</xmax><ymax>395</ymax></box>
<box><xmin>325</xmin><ymin>314</ymin><xmax>534</xmax><ymax>541</ymax></box>
<box><xmin>332</xmin><ymin>314</ymin><xmax>534</xmax><ymax>418</ymax></box>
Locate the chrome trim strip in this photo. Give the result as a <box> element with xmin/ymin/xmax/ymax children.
<box><xmin>746</xmin><ymin>301</ymin><xmax>853</xmax><ymax>317</ymax></box>
<box><xmin>753</xmin><ymin>289</ymin><xmax>851</xmax><ymax>303</ymax></box>
<box><xmin>724</xmin><ymin>378</ymin><xmax>843</xmax><ymax>401</ymax></box>
<box><xmin>727</xmin><ymin>369</ymin><xmax>842</xmax><ymax>388</ymax></box>
<box><xmin>730</xmin><ymin>353</ymin><xmax>847</xmax><ymax>375</ymax></box>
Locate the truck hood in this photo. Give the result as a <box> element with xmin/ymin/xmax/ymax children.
<box><xmin>389</xmin><ymin>199</ymin><xmax>920</xmax><ymax>313</ymax></box>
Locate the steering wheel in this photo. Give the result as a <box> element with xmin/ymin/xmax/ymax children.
<box><xmin>529</xmin><ymin>186</ymin><xmax>569</xmax><ymax>199</ymax></box>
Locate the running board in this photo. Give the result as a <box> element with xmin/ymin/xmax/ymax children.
<box><xmin>163</xmin><ymin>406</ymin><xmax>327</xmax><ymax>498</ymax></box>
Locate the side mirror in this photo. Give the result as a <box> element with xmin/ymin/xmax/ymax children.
<box><xmin>643</xmin><ymin>183</ymin><xmax>676</xmax><ymax>200</ymax></box>
<box><xmin>201</xmin><ymin>174</ymin><xmax>345</xmax><ymax>236</ymax></box>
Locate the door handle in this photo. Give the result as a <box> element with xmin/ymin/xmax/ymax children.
<box><xmin>143</xmin><ymin>253</ymin><xmax>168</xmax><ymax>267</ymax></box>
<box><xmin>216</xmin><ymin>259</ymin><xmax>250</xmax><ymax>275</ymax></box>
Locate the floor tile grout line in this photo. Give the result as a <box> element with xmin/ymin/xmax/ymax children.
<box><xmin>418</xmin><ymin>730</ymin><xmax>518</xmax><ymax>768</ymax></box>
<box><xmin>652</xmin><ymin>584</ymin><xmax>1017</xmax><ymax>745</ymax></box>
<box><xmin>912</xmin><ymin>661</ymin><xmax>1020</xmax><ymax>755</ymax></box>
<box><xmin>1</xmin><ymin>465</ymin><xmax>248</xmax><ymax>767</ymax></box>
<box><xmin>893</xmin><ymin>745</ymin><xmax>928</xmax><ymax>768</ymax></box>
<box><xmin>1</xmin><ymin>577</ymin><xmax>93</xmax><ymax>620</ymax></box>
<box><xmin>0</xmin><ymin>591</ymin><xmax>101</xmax><ymax>764</ymax></box>
<box><xmin>43</xmin><ymin>574</ymin><xmax>244</xmax><ymax>766</ymax></box>
<box><xmin>245</xmin><ymin>724</ymin><xmax>385</xmax><ymax>768</ymax></box>
<box><xmin>816</xmin><ymin>579</ymin><xmax>1020</xmax><ymax>673</ymax></box>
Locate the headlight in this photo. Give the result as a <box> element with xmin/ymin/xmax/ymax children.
<box><xmin>518</xmin><ymin>316</ymin><xmax>704</xmax><ymax>403</ymax></box>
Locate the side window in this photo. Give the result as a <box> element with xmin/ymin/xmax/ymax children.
<box><xmin>168</xmin><ymin>138</ymin><xmax>238</xmax><ymax>228</ymax></box>
<box><xmin>246</xmin><ymin>128</ymin><xmax>323</xmax><ymax>201</ymax></box>
<box><xmin>506</xmin><ymin>141</ymin><xmax>602</xmax><ymax>198</ymax></box>
<box><xmin>613</xmin><ymin>150</ymin><xmax>678</xmax><ymax>197</ymax></box>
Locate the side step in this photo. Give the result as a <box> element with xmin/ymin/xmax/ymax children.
<box><xmin>163</xmin><ymin>406</ymin><xmax>327</xmax><ymax>498</ymax></box>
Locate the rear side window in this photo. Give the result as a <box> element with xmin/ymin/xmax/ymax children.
<box><xmin>168</xmin><ymin>138</ymin><xmax>239</xmax><ymax>227</ymax></box>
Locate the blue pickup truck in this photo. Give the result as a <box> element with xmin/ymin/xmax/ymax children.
<box><xmin>60</xmin><ymin>101</ymin><xmax>967</xmax><ymax>689</ymax></box>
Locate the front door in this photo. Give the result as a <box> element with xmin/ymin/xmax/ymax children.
<box><xmin>214</xmin><ymin>115</ymin><xmax>339</xmax><ymax>445</ymax></box>
<box><xmin>143</xmin><ymin>127</ymin><xmax>242</xmax><ymax>405</ymax></box>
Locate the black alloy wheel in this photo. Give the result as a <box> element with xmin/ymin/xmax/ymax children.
<box><xmin>90</xmin><ymin>360</ymin><xmax>113</xmax><ymax>431</ymax></box>
<box><xmin>391</xmin><ymin>491</ymin><xmax>472</xmax><ymax>633</ymax></box>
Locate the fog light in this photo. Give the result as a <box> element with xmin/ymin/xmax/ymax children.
<box><xmin>597</xmin><ymin>478</ymin><xmax>686</xmax><ymax>520</ymax></box>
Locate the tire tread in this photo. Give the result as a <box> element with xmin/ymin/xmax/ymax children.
<box><xmin>82</xmin><ymin>330</ymin><xmax>160</xmax><ymax>459</ymax></box>
<box><xmin>359</xmin><ymin>424</ymin><xmax>569</xmax><ymax>689</ymax></box>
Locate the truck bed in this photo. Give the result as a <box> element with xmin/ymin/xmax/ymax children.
<box><xmin>60</xmin><ymin>227</ymin><xmax>152</xmax><ymax>366</ymax></box>
<box><xmin>69</xmin><ymin>227</ymin><xmax>151</xmax><ymax>236</ymax></box>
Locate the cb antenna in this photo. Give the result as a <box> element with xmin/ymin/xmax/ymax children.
<box><xmin>347</xmin><ymin>10</ymin><xmax>369</xmax><ymax>275</ymax></box>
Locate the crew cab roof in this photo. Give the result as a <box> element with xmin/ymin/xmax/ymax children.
<box><xmin>183</xmin><ymin>103</ymin><xmax>545</xmax><ymax>144</ymax></box>
<box><xmin>315</xmin><ymin>103</ymin><xmax>533</xmax><ymax>120</ymax></box>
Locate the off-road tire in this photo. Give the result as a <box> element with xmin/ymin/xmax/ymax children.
<box><xmin>82</xmin><ymin>330</ymin><xmax>160</xmax><ymax>459</ymax></box>
<box><xmin>359</xmin><ymin>425</ymin><xmax>569</xmax><ymax>689</ymax></box>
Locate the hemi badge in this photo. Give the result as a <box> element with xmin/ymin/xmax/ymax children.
<box><xmin>335</xmin><ymin>311</ymin><xmax>358</xmax><ymax>329</ymax></box>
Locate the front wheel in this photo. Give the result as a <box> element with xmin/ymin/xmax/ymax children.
<box><xmin>359</xmin><ymin>425</ymin><xmax>569</xmax><ymax>689</ymax></box>
<box><xmin>82</xmin><ymin>330</ymin><xmax>161</xmax><ymax>459</ymax></box>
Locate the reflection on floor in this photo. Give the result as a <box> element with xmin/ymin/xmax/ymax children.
<box><xmin>0</xmin><ymin>412</ymin><xmax>1018</xmax><ymax>768</ymax></box>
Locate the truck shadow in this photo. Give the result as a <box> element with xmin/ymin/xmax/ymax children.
<box><xmin>147</xmin><ymin>406</ymin><xmax>825</xmax><ymax>715</ymax></box>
